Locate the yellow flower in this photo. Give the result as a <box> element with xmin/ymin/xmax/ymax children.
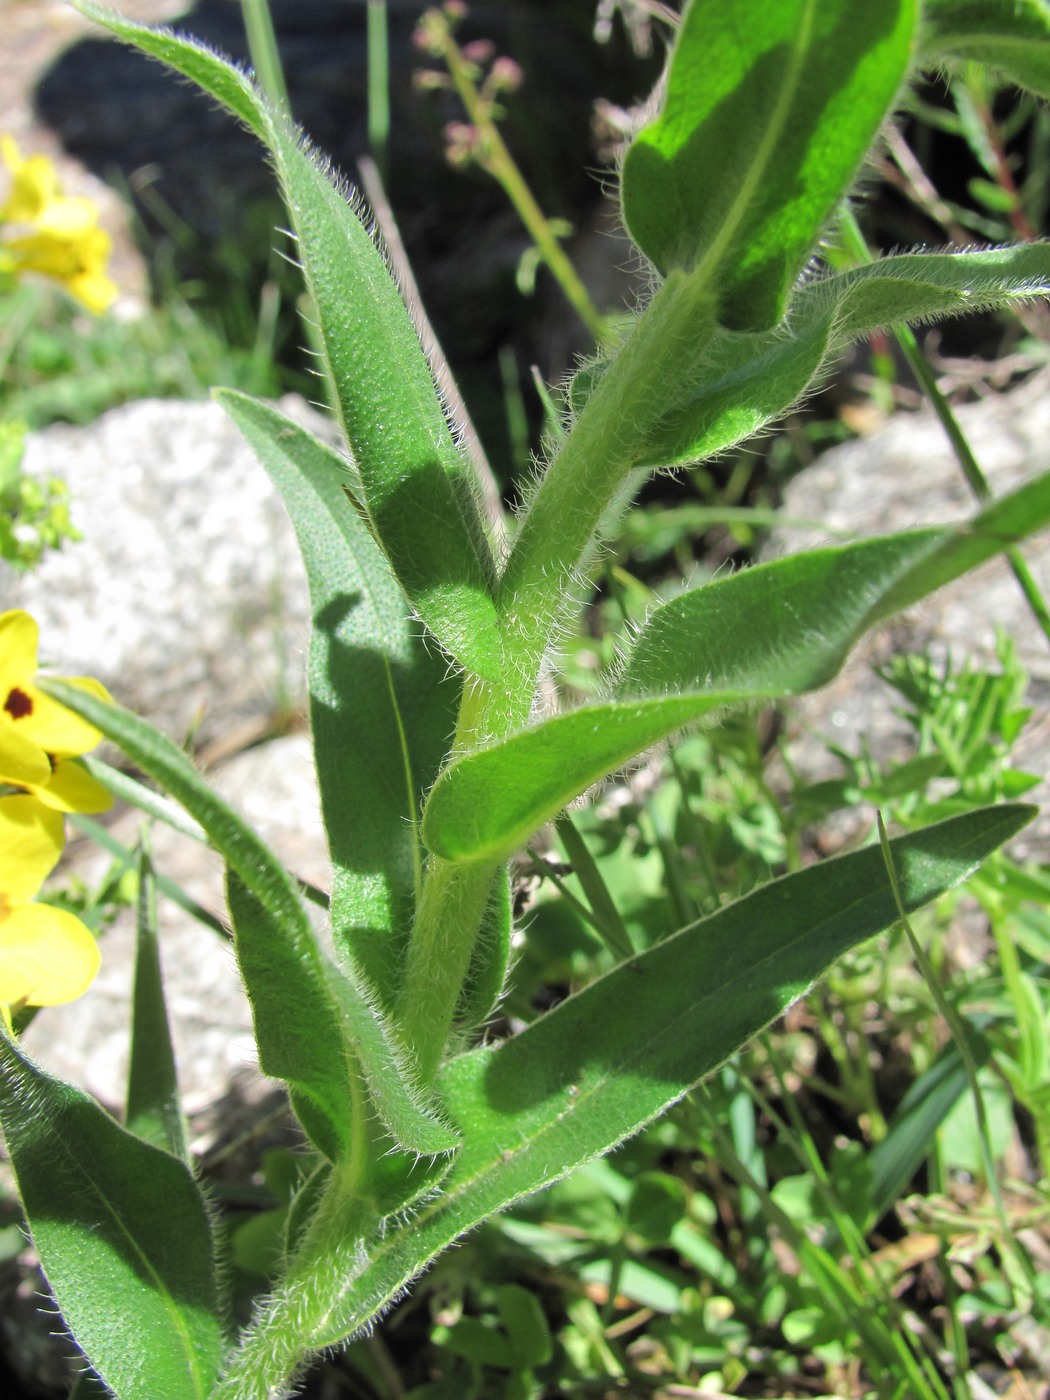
<box><xmin>0</xmin><ymin>136</ymin><xmax>117</xmax><ymax>313</ymax></box>
<box><xmin>0</xmin><ymin>135</ymin><xmax>62</xmax><ymax>223</ymax></box>
<box><xmin>0</xmin><ymin>793</ymin><xmax>100</xmax><ymax>1022</ymax></box>
<box><xmin>0</xmin><ymin>609</ymin><xmax>113</xmax><ymax>814</ymax></box>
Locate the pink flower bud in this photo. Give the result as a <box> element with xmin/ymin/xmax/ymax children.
<box><xmin>489</xmin><ymin>56</ymin><xmax>523</xmax><ymax>93</ymax></box>
<box><xmin>462</xmin><ymin>39</ymin><xmax>496</xmax><ymax>65</ymax></box>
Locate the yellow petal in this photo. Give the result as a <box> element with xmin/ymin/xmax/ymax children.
<box><xmin>32</xmin><ymin>195</ymin><xmax>99</xmax><ymax>238</ymax></box>
<box><xmin>0</xmin><ymin>610</ymin><xmax>39</xmax><ymax>692</ymax></box>
<box><xmin>0</xmin><ymin>726</ymin><xmax>53</xmax><ymax>788</ymax></box>
<box><xmin>0</xmin><ymin>902</ymin><xmax>100</xmax><ymax>1009</ymax></box>
<box><xmin>65</xmin><ymin>265</ymin><xmax>118</xmax><ymax>314</ymax></box>
<box><xmin>0</xmin><ymin>139</ymin><xmax>60</xmax><ymax>223</ymax></box>
<box><xmin>0</xmin><ymin>794</ymin><xmax>64</xmax><ymax>901</ymax></box>
<box><xmin>28</xmin><ymin>757</ymin><xmax>113</xmax><ymax>815</ymax></box>
<box><xmin>8</xmin><ymin>676</ymin><xmax>111</xmax><ymax>757</ymax></box>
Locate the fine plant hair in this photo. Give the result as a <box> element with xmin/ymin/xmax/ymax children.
<box><xmin>2</xmin><ymin>2</ymin><xmax>1050</xmax><ymax>1398</ymax></box>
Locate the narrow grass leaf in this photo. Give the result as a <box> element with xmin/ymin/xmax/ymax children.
<box><xmin>921</xmin><ymin>0</ymin><xmax>1050</xmax><ymax>97</ymax></box>
<box><xmin>125</xmin><ymin>840</ymin><xmax>188</xmax><ymax>1160</ymax></box>
<box><xmin>217</xmin><ymin>391</ymin><xmax>458</xmax><ymax>1010</ymax></box>
<box><xmin>281</xmin><ymin>806</ymin><xmax>1034</xmax><ymax>1350</ymax></box>
<box><xmin>69</xmin><ymin>812</ymin><xmax>228</xmax><ymax>940</ymax></box>
<box><xmin>0</xmin><ymin>1034</ymin><xmax>224</xmax><ymax>1400</ymax></box>
<box><xmin>868</xmin><ymin>1029</ymin><xmax>991</xmax><ymax>1226</ymax></box>
<box><xmin>621</xmin><ymin>0</ymin><xmax>917</xmax><ymax>329</ymax></box>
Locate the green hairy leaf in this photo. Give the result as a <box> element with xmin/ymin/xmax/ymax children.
<box><xmin>262</xmin><ymin>116</ymin><xmax>505</xmax><ymax>680</ymax></box>
<box><xmin>75</xmin><ymin>3</ymin><xmax>504</xmax><ymax>682</ymax></box>
<box><xmin>621</xmin><ymin>0</ymin><xmax>917</xmax><ymax>329</ymax></box>
<box><xmin>256</xmin><ymin>806</ymin><xmax>1033</xmax><ymax>1352</ymax></box>
<box><xmin>72</xmin><ymin>0</ymin><xmax>266</xmax><ymax>136</ymax></box>
<box><xmin>0</xmin><ymin>1034</ymin><xmax>224</xmax><ymax>1400</ymax></box>
<box><xmin>589</xmin><ymin>246</ymin><xmax>1050</xmax><ymax>470</ymax></box>
<box><xmin>425</xmin><ymin>478</ymin><xmax>1050</xmax><ymax>865</ymax></box>
<box><xmin>921</xmin><ymin>0</ymin><xmax>1050</xmax><ymax>97</ymax></box>
<box><xmin>620</xmin><ymin>473</ymin><xmax>1050</xmax><ymax>695</ymax></box>
<box><xmin>217</xmin><ymin>391</ymin><xmax>458</xmax><ymax>1011</ymax></box>
<box><xmin>422</xmin><ymin>693</ymin><xmax>750</xmax><ymax>865</ymax></box>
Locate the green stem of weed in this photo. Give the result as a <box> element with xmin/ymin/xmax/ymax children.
<box><xmin>875</xmin><ymin>811</ymin><xmax>1043</xmax><ymax>1318</ymax></box>
<box><xmin>496</xmin><ymin>268</ymin><xmax>716</xmax><ymax>707</ymax></box>
<box><xmin>398</xmin><ymin>854</ymin><xmax>498</xmax><ymax>1084</ymax></box>
<box><xmin>213</xmin><ymin>1073</ymin><xmax>378</xmax><ymax>1399</ymax></box>
<box><xmin>367</xmin><ymin>0</ymin><xmax>390</xmax><ymax>183</ymax></box>
<box><xmin>239</xmin><ymin>0</ymin><xmax>290</xmax><ymax>112</ymax></box>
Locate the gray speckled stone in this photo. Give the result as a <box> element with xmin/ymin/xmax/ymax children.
<box><xmin>4</xmin><ymin>396</ymin><xmax>339</xmax><ymax>1117</ymax></box>
<box><xmin>2</xmin><ymin>395</ymin><xmax>341</xmax><ymax>744</ymax></box>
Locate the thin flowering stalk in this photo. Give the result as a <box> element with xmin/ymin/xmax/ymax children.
<box><xmin>415</xmin><ymin>6</ymin><xmax>606</xmax><ymax>343</ymax></box>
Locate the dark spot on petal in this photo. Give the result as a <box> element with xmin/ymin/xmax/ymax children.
<box><xmin>4</xmin><ymin>687</ymin><xmax>33</xmax><ymax>721</ymax></box>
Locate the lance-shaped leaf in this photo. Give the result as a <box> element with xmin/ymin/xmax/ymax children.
<box><xmin>217</xmin><ymin>391</ymin><xmax>458</xmax><ymax>1012</ymax></box>
<box><xmin>75</xmin><ymin>3</ymin><xmax>503</xmax><ymax>682</ymax></box>
<box><xmin>0</xmin><ymin>1033</ymin><xmax>224</xmax><ymax>1400</ymax></box>
<box><xmin>73</xmin><ymin>0</ymin><xmax>266</xmax><ymax>136</ymax></box>
<box><xmin>424</xmin><ymin>476</ymin><xmax>1050</xmax><ymax>865</ymax></box>
<box><xmin>422</xmin><ymin>694</ymin><xmax>750</xmax><ymax>865</ymax></box>
<box><xmin>249</xmin><ymin>805</ymin><xmax>1033</xmax><ymax>1354</ymax></box>
<box><xmin>125</xmin><ymin>840</ymin><xmax>188</xmax><ymax>1159</ymax></box>
<box><xmin>620</xmin><ymin>472</ymin><xmax>1050</xmax><ymax>696</ymax></box>
<box><xmin>633</xmin><ymin>245</ymin><xmax>1050</xmax><ymax>469</ymax></box>
<box><xmin>920</xmin><ymin>0</ymin><xmax>1050</xmax><ymax>98</ymax></box>
<box><xmin>42</xmin><ymin>681</ymin><xmax>454</xmax><ymax>1160</ymax></box>
<box><xmin>621</xmin><ymin>0</ymin><xmax>917</xmax><ymax>329</ymax></box>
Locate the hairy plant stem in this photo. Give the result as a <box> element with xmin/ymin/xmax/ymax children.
<box><xmin>398</xmin><ymin>853</ymin><xmax>498</xmax><ymax>1084</ymax></box>
<box><xmin>214</xmin><ymin>1159</ymin><xmax>383</xmax><ymax>1400</ymax></box>
<box><xmin>496</xmin><ymin>268</ymin><xmax>717</xmax><ymax>705</ymax></box>
<box><xmin>398</xmin><ymin>275</ymin><xmax>718</xmax><ymax>1072</ymax></box>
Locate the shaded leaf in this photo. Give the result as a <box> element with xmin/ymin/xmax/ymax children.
<box><xmin>921</xmin><ymin>0</ymin><xmax>1050</xmax><ymax>97</ymax></box>
<box><xmin>621</xmin><ymin>0</ymin><xmax>917</xmax><ymax>328</ymax></box>
<box><xmin>0</xmin><ymin>1034</ymin><xmax>224</xmax><ymax>1400</ymax></box>
<box><xmin>278</xmin><ymin>806</ymin><xmax>1034</xmax><ymax>1350</ymax></box>
<box><xmin>217</xmin><ymin>391</ymin><xmax>458</xmax><ymax>1011</ymax></box>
